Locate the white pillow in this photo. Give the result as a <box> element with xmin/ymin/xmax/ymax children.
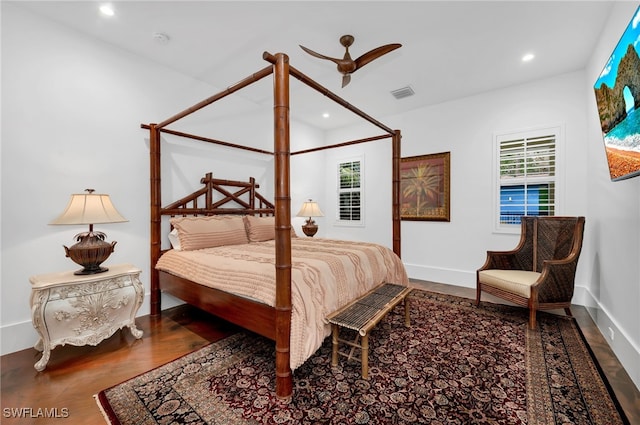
<box><xmin>168</xmin><ymin>228</ymin><xmax>181</xmax><ymax>251</ymax></box>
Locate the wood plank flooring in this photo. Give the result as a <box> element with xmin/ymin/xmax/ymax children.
<box><xmin>1</xmin><ymin>280</ymin><xmax>638</xmax><ymax>424</ymax></box>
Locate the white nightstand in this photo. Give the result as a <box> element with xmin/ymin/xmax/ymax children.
<box><xmin>29</xmin><ymin>263</ymin><xmax>144</xmax><ymax>371</ymax></box>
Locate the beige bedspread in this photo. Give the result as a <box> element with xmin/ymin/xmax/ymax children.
<box><xmin>156</xmin><ymin>238</ymin><xmax>409</xmax><ymax>369</ymax></box>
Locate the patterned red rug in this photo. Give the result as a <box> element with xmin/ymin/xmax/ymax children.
<box><xmin>95</xmin><ymin>290</ymin><xmax>629</xmax><ymax>424</ymax></box>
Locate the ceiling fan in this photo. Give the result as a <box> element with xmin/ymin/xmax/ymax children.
<box><xmin>300</xmin><ymin>35</ymin><xmax>402</xmax><ymax>88</ymax></box>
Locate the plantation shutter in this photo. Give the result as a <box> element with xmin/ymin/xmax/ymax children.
<box><xmin>498</xmin><ymin>132</ymin><xmax>556</xmax><ymax>225</ymax></box>
<box><xmin>338</xmin><ymin>160</ymin><xmax>362</xmax><ymax>223</ymax></box>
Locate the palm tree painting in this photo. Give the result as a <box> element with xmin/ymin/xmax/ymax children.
<box><xmin>400</xmin><ymin>152</ymin><xmax>450</xmax><ymax>221</ymax></box>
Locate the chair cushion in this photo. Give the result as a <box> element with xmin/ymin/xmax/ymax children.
<box><xmin>478</xmin><ymin>269</ymin><xmax>541</xmax><ymax>298</ymax></box>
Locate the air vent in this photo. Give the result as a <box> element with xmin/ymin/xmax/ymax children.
<box><xmin>390</xmin><ymin>85</ymin><xmax>415</xmax><ymax>100</ymax></box>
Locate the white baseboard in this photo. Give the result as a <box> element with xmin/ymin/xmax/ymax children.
<box><xmin>579</xmin><ymin>286</ymin><xmax>640</xmax><ymax>391</ymax></box>
<box><xmin>0</xmin><ymin>292</ymin><xmax>184</xmax><ymax>357</ymax></box>
<box><xmin>1</xmin><ymin>319</ymin><xmax>36</xmax><ymax>357</ymax></box>
<box><xmin>404</xmin><ymin>263</ymin><xmax>476</xmax><ymax>289</ymax></box>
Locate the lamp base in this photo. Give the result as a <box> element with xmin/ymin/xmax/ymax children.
<box><xmin>302</xmin><ymin>219</ymin><xmax>318</xmax><ymax>237</ymax></box>
<box><xmin>64</xmin><ymin>230</ymin><xmax>117</xmax><ymax>275</ymax></box>
<box><xmin>73</xmin><ymin>265</ymin><xmax>110</xmax><ymax>276</ymax></box>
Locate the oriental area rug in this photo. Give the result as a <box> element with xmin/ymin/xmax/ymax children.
<box><xmin>95</xmin><ymin>290</ymin><xmax>629</xmax><ymax>424</ymax></box>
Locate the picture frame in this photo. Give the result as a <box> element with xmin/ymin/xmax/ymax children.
<box><xmin>400</xmin><ymin>152</ymin><xmax>450</xmax><ymax>221</ymax></box>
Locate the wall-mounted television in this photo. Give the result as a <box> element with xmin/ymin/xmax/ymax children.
<box><xmin>593</xmin><ymin>6</ymin><xmax>640</xmax><ymax>181</ymax></box>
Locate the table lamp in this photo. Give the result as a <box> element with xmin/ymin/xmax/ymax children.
<box><xmin>50</xmin><ymin>189</ymin><xmax>128</xmax><ymax>275</ymax></box>
<box><xmin>296</xmin><ymin>199</ymin><xmax>324</xmax><ymax>237</ymax></box>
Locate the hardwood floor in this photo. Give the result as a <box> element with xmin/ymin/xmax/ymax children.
<box><xmin>1</xmin><ymin>306</ymin><xmax>239</xmax><ymax>424</ymax></box>
<box><xmin>1</xmin><ymin>281</ymin><xmax>638</xmax><ymax>424</ymax></box>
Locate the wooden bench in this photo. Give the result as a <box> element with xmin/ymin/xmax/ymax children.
<box><xmin>326</xmin><ymin>283</ymin><xmax>413</xmax><ymax>379</ymax></box>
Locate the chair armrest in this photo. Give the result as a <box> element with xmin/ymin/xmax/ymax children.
<box><xmin>534</xmin><ymin>254</ymin><xmax>580</xmax><ymax>303</ymax></box>
<box><xmin>478</xmin><ymin>250</ymin><xmax>526</xmax><ymax>272</ymax></box>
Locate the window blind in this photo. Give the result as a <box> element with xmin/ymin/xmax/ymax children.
<box><xmin>338</xmin><ymin>160</ymin><xmax>362</xmax><ymax>222</ymax></box>
<box><xmin>498</xmin><ymin>133</ymin><xmax>556</xmax><ymax>225</ymax></box>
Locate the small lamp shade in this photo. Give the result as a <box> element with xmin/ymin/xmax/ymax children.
<box><xmin>50</xmin><ymin>192</ymin><xmax>128</xmax><ymax>225</ymax></box>
<box><xmin>50</xmin><ymin>190</ymin><xmax>128</xmax><ymax>275</ymax></box>
<box><xmin>296</xmin><ymin>200</ymin><xmax>324</xmax><ymax>237</ymax></box>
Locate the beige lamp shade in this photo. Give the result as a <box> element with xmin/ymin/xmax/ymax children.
<box><xmin>50</xmin><ymin>192</ymin><xmax>128</xmax><ymax>225</ymax></box>
<box><xmin>296</xmin><ymin>200</ymin><xmax>324</xmax><ymax>218</ymax></box>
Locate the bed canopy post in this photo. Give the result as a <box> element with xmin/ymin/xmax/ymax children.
<box><xmin>272</xmin><ymin>52</ymin><xmax>293</xmax><ymax>400</ymax></box>
<box><xmin>392</xmin><ymin>130</ymin><xmax>402</xmax><ymax>258</ymax></box>
<box><xmin>150</xmin><ymin>123</ymin><xmax>162</xmax><ymax>316</ymax></box>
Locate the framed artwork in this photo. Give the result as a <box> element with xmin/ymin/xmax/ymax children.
<box><xmin>400</xmin><ymin>152</ymin><xmax>450</xmax><ymax>221</ymax></box>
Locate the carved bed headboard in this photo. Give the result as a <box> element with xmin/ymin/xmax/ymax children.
<box><xmin>161</xmin><ymin>172</ymin><xmax>275</xmax><ymax>218</ymax></box>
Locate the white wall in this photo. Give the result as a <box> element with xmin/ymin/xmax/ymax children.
<box><xmin>322</xmin><ymin>129</ymin><xmax>395</xmax><ymax>246</ymax></box>
<box><xmin>2</xmin><ymin>3</ymin><xmax>168</xmax><ymax>355</ymax></box>
<box><xmin>324</xmin><ymin>71</ymin><xmax>589</xmax><ymax>286</ymax></box>
<box><xmin>0</xmin><ymin>4</ymin><xmax>323</xmax><ymax>355</ymax></box>
<box><xmin>583</xmin><ymin>2</ymin><xmax>640</xmax><ymax>389</ymax></box>
<box><xmin>402</xmin><ymin>71</ymin><xmax>590</xmax><ymax>286</ymax></box>
<box><xmin>318</xmin><ymin>8</ymin><xmax>639</xmax><ymax>389</ymax></box>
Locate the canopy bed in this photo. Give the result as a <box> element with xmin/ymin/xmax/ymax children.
<box><xmin>143</xmin><ymin>51</ymin><xmax>404</xmax><ymax>399</ymax></box>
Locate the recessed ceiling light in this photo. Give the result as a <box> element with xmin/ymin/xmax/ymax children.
<box><xmin>99</xmin><ymin>4</ymin><xmax>115</xmax><ymax>17</ymax></box>
<box><xmin>322</xmin><ymin>113</ymin><xmax>330</xmax><ymax>119</ymax></box>
<box><xmin>153</xmin><ymin>32</ymin><xmax>171</xmax><ymax>45</ymax></box>
<box><xmin>522</xmin><ymin>53</ymin><xmax>535</xmax><ymax>62</ymax></box>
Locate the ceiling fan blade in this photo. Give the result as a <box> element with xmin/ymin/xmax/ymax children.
<box><xmin>342</xmin><ymin>74</ymin><xmax>351</xmax><ymax>88</ymax></box>
<box><xmin>299</xmin><ymin>45</ymin><xmax>341</xmax><ymax>65</ymax></box>
<box><xmin>354</xmin><ymin>43</ymin><xmax>402</xmax><ymax>70</ymax></box>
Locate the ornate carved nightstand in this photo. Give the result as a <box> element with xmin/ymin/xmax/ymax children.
<box><xmin>29</xmin><ymin>263</ymin><xmax>144</xmax><ymax>371</ymax></box>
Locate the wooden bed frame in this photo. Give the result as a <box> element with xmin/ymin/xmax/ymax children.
<box><xmin>143</xmin><ymin>51</ymin><xmax>402</xmax><ymax>399</ymax></box>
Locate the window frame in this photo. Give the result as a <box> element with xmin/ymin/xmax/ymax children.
<box><xmin>336</xmin><ymin>156</ymin><xmax>364</xmax><ymax>227</ymax></box>
<box><xmin>493</xmin><ymin>125</ymin><xmax>563</xmax><ymax>234</ymax></box>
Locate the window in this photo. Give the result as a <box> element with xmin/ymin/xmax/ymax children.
<box><xmin>337</xmin><ymin>159</ymin><xmax>362</xmax><ymax>224</ymax></box>
<box><xmin>495</xmin><ymin>127</ymin><xmax>560</xmax><ymax>231</ymax></box>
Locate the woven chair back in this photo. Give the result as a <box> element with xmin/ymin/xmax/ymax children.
<box><xmin>519</xmin><ymin>216</ymin><xmax>583</xmax><ymax>272</ymax></box>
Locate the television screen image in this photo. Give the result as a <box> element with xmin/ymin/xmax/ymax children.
<box><xmin>593</xmin><ymin>6</ymin><xmax>640</xmax><ymax>181</ymax></box>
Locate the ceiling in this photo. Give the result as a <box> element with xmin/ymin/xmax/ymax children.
<box><xmin>13</xmin><ymin>1</ymin><xmax>614</xmax><ymax>131</ymax></box>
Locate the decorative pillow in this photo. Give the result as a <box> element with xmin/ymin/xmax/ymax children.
<box><xmin>170</xmin><ymin>215</ymin><xmax>248</xmax><ymax>251</ymax></box>
<box><xmin>243</xmin><ymin>215</ymin><xmax>275</xmax><ymax>242</ymax></box>
<box><xmin>243</xmin><ymin>215</ymin><xmax>299</xmax><ymax>241</ymax></box>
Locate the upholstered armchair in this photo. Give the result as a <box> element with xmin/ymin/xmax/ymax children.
<box><xmin>476</xmin><ymin>216</ymin><xmax>585</xmax><ymax>329</ymax></box>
